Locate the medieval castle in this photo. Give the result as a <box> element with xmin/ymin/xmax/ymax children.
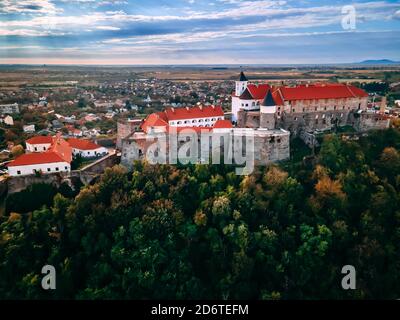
<box><xmin>118</xmin><ymin>71</ymin><xmax>390</xmax><ymax>169</ymax></box>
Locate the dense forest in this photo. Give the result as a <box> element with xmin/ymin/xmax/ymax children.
<box><xmin>0</xmin><ymin>128</ymin><xmax>400</xmax><ymax>299</ymax></box>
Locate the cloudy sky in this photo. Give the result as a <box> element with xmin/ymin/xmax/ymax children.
<box><xmin>0</xmin><ymin>0</ymin><xmax>399</xmax><ymax>64</ymax></box>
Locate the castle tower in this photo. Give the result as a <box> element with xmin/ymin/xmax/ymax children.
<box><xmin>235</xmin><ymin>71</ymin><xmax>248</xmax><ymax>97</ymax></box>
<box><xmin>260</xmin><ymin>90</ymin><xmax>276</xmax><ymax>130</ymax></box>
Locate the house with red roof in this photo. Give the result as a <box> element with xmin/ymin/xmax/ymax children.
<box><xmin>139</xmin><ymin>105</ymin><xmax>228</xmax><ymax>135</ymax></box>
<box><xmin>67</xmin><ymin>138</ymin><xmax>108</xmax><ymax>158</ymax></box>
<box><xmin>8</xmin><ymin>133</ymin><xmax>108</xmax><ymax>176</ymax></box>
<box><xmin>26</xmin><ymin>136</ymin><xmax>53</xmax><ymax>153</ymax></box>
<box><xmin>7</xmin><ymin>151</ymin><xmax>71</xmax><ymax>177</ymax></box>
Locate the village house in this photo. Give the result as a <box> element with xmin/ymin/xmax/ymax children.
<box><xmin>7</xmin><ymin>134</ymin><xmax>108</xmax><ymax>176</ymax></box>
<box><xmin>26</xmin><ymin>136</ymin><xmax>53</xmax><ymax>152</ymax></box>
<box><xmin>67</xmin><ymin>138</ymin><xmax>108</xmax><ymax>158</ymax></box>
<box><xmin>8</xmin><ymin>134</ymin><xmax>71</xmax><ymax>177</ymax></box>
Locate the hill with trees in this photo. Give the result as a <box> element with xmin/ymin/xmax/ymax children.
<box><xmin>0</xmin><ymin>128</ymin><xmax>400</xmax><ymax>299</ymax></box>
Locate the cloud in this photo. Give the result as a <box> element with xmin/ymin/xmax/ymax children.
<box><xmin>0</xmin><ymin>0</ymin><xmax>399</xmax><ymax>64</ymax></box>
<box><xmin>0</xmin><ymin>0</ymin><xmax>61</xmax><ymax>14</ymax></box>
<box><xmin>96</xmin><ymin>25</ymin><xmax>121</xmax><ymax>30</ymax></box>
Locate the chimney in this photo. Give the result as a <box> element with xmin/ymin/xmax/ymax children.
<box><xmin>171</xmin><ymin>107</ymin><xmax>175</xmax><ymax>113</ymax></box>
<box><xmin>186</xmin><ymin>106</ymin><xmax>189</xmax><ymax>111</ymax></box>
<box><xmin>199</xmin><ymin>105</ymin><xmax>203</xmax><ymax>111</ymax></box>
<box><xmin>211</xmin><ymin>105</ymin><xmax>215</xmax><ymax>109</ymax></box>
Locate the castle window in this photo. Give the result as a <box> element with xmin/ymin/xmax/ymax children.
<box><xmin>315</xmin><ymin>115</ymin><xmax>319</xmax><ymax>119</ymax></box>
<box><xmin>211</xmin><ymin>118</ymin><xmax>216</xmax><ymax>121</ymax></box>
<box><xmin>315</xmin><ymin>107</ymin><xmax>318</xmax><ymax>111</ymax></box>
<box><xmin>269</xmin><ymin>137</ymin><xmax>275</xmax><ymax>143</ymax></box>
<box><xmin>245</xmin><ymin>104</ymin><xmax>249</xmax><ymax>107</ymax></box>
<box><xmin>241</xmin><ymin>103</ymin><xmax>244</xmax><ymax>107</ymax></box>
<box><xmin>292</xmin><ymin>109</ymin><xmax>295</xmax><ymax>113</ymax></box>
<box><xmin>324</xmin><ymin>106</ymin><xmax>327</xmax><ymax>110</ymax></box>
<box><xmin>294</xmin><ymin>117</ymin><xmax>297</xmax><ymax>121</ymax></box>
<box><xmin>303</xmin><ymin>108</ymin><xmax>305</xmax><ymax>112</ymax></box>
<box><xmin>171</xmin><ymin>122</ymin><xmax>175</xmax><ymax>125</ymax></box>
<box><xmin>205</xmin><ymin>119</ymin><xmax>209</xmax><ymax>122</ymax></box>
<box><xmin>334</xmin><ymin>106</ymin><xmax>337</xmax><ymax>110</ymax></box>
<box><xmin>56</xmin><ymin>167</ymin><xmax>59</xmax><ymax>171</ymax></box>
<box><xmin>177</xmin><ymin>121</ymin><xmax>182</xmax><ymax>125</ymax></box>
<box><xmin>315</xmin><ymin>120</ymin><xmax>319</xmax><ymax>124</ymax></box>
<box><xmin>34</xmin><ymin>147</ymin><xmax>37</xmax><ymax>151</ymax></box>
<box><xmin>343</xmin><ymin>106</ymin><xmax>345</xmax><ymax>110</ymax></box>
<box><xmin>17</xmin><ymin>170</ymin><xmax>21</xmax><ymax>175</ymax></box>
<box><xmin>47</xmin><ymin>168</ymin><xmax>51</xmax><ymax>172</ymax></box>
<box><xmin>192</xmin><ymin>120</ymin><xmax>197</xmax><ymax>123</ymax></box>
<box><xmin>277</xmin><ymin>139</ymin><xmax>281</xmax><ymax>143</ymax></box>
<box><xmin>184</xmin><ymin>120</ymin><xmax>189</xmax><ymax>124</ymax></box>
<box><xmin>322</xmin><ymin>114</ymin><xmax>326</xmax><ymax>119</ymax></box>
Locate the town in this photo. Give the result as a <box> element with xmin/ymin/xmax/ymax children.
<box><xmin>0</xmin><ymin>66</ymin><xmax>399</xmax><ymax>185</ymax></box>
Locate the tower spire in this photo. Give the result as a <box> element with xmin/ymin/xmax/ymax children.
<box><xmin>239</xmin><ymin>71</ymin><xmax>248</xmax><ymax>81</ymax></box>
<box><xmin>262</xmin><ymin>90</ymin><xmax>275</xmax><ymax>106</ymax></box>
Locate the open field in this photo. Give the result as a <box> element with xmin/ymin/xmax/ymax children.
<box><xmin>0</xmin><ymin>65</ymin><xmax>399</xmax><ymax>86</ymax></box>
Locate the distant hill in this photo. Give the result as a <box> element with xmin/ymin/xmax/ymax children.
<box><xmin>358</xmin><ymin>59</ymin><xmax>400</xmax><ymax>65</ymax></box>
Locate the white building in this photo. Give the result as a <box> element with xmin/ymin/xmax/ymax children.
<box><xmin>163</xmin><ymin>105</ymin><xmax>224</xmax><ymax>128</ymax></box>
<box><xmin>0</xmin><ymin>103</ymin><xmax>19</xmax><ymax>114</ymax></box>
<box><xmin>26</xmin><ymin>136</ymin><xmax>53</xmax><ymax>153</ymax></box>
<box><xmin>67</xmin><ymin>138</ymin><xmax>108</xmax><ymax>158</ymax></box>
<box><xmin>7</xmin><ymin>152</ymin><xmax>70</xmax><ymax>176</ymax></box>
<box><xmin>0</xmin><ymin>115</ymin><xmax>13</xmax><ymax>126</ymax></box>
<box><xmin>23</xmin><ymin>124</ymin><xmax>36</xmax><ymax>133</ymax></box>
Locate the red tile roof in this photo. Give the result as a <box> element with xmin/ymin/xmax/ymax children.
<box><xmin>236</xmin><ymin>83</ymin><xmax>368</xmax><ymax>105</ymax></box>
<box><xmin>67</xmin><ymin>138</ymin><xmax>102</xmax><ymax>151</ymax></box>
<box><xmin>271</xmin><ymin>89</ymin><xmax>284</xmax><ymax>106</ymax></box>
<box><xmin>213</xmin><ymin>119</ymin><xmax>233</xmax><ymax>129</ymax></box>
<box><xmin>49</xmin><ymin>133</ymin><xmax>72</xmax><ymax>162</ymax></box>
<box><xmin>278</xmin><ymin>83</ymin><xmax>368</xmax><ymax>101</ymax></box>
<box><xmin>26</xmin><ymin>136</ymin><xmax>53</xmax><ymax>145</ymax></box>
<box><xmin>247</xmin><ymin>84</ymin><xmax>271</xmax><ymax>100</ymax></box>
<box><xmin>163</xmin><ymin>105</ymin><xmax>224</xmax><ymax>121</ymax></box>
<box><xmin>141</xmin><ymin>113</ymin><xmax>169</xmax><ymax>133</ymax></box>
<box><xmin>8</xmin><ymin>152</ymin><xmax>67</xmax><ymax>167</ymax></box>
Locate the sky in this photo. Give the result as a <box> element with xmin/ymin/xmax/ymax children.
<box><xmin>0</xmin><ymin>0</ymin><xmax>399</xmax><ymax>65</ymax></box>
